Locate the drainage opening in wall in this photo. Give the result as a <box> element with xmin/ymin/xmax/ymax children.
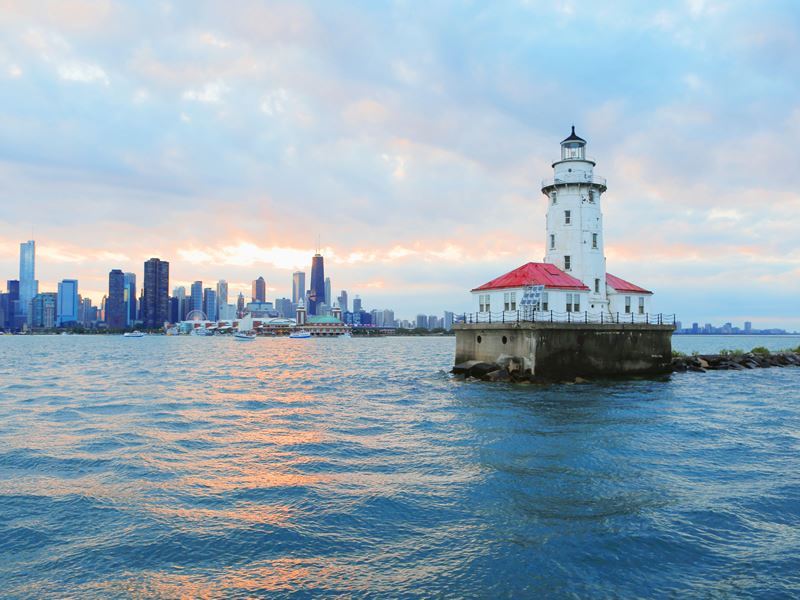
<box><xmin>477</xmin><ymin>335</ymin><xmax>482</xmax><ymax>344</ymax></box>
<box><xmin>502</xmin><ymin>335</ymin><xmax>508</xmax><ymax>344</ymax></box>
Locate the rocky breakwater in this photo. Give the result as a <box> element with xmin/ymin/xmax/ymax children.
<box><xmin>672</xmin><ymin>349</ymin><xmax>800</xmax><ymax>373</ymax></box>
<box><xmin>452</xmin><ymin>348</ymin><xmax>800</xmax><ymax>383</ymax></box>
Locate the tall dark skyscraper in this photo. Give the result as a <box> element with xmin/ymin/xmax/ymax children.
<box><xmin>4</xmin><ymin>280</ymin><xmax>19</xmax><ymax>329</ymax></box>
<box><xmin>252</xmin><ymin>276</ymin><xmax>266</xmax><ymax>302</ymax></box>
<box><xmin>143</xmin><ymin>258</ymin><xmax>170</xmax><ymax>329</ymax></box>
<box><xmin>106</xmin><ymin>269</ymin><xmax>126</xmax><ymax>329</ymax></box>
<box><xmin>308</xmin><ymin>253</ymin><xmax>325</xmax><ymax>316</ymax></box>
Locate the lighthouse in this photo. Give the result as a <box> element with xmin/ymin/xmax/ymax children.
<box><xmin>457</xmin><ymin>127</ymin><xmax>672</xmax><ymax>379</ymax></box>
<box><xmin>470</xmin><ymin>127</ymin><xmax>653</xmax><ymax>318</ymax></box>
<box><xmin>541</xmin><ymin>126</ymin><xmax>609</xmax><ymax>313</ymax></box>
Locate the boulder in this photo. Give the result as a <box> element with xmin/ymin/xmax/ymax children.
<box><xmin>452</xmin><ymin>360</ymin><xmax>480</xmax><ymax>375</ymax></box>
<box><xmin>483</xmin><ymin>368</ymin><xmax>511</xmax><ymax>382</ymax></box>
<box><xmin>468</xmin><ymin>362</ymin><xmax>500</xmax><ymax>379</ymax></box>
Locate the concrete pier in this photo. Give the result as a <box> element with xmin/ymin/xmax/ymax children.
<box><xmin>454</xmin><ymin>322</ymin><xmax>675</xmax><ymax>379</ymax></box>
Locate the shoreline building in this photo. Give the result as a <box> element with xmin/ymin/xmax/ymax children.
<box><xmin>57</xmin><ymin>279</ymin><xmax>79</xmax><ymax>327</ymax></box>
<box><xmin>106</xmin><ymin>269</ymin><xmax>126</xmax><ymax>329</ymax></box>
<box><xmin>143</xmin><ymin>258</ymin><xmax>169</xmax><ymax>329</ymax></box>
<box><xmin>292</xmin><ymin>271</ymin><xmax>305</xmax><ymax>306</ymax></box>
<box><xmin>123</xmin><ymin>273</ymin><xmax>137</xmax><ymax>326</ymax></box>
<box><xmin>471</xmin><ymin>128</ymin><xmax>653</xmax><ymax>318</ymax></box>
<box><xmin>19</xmin><ymin>240</ymin><xmax>37</xmax><ymax>325</ymax></box>
<box><xmin>252</xmin><ymin>276</ymin><xmax>266</xmax><ymax>303</ymax></box>
<box><xmin>308</xmin><ymin>253</ymin><xmax>325</xmax><ymax>316</ymax></box>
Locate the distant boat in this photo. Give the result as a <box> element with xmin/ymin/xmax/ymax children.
<box><xmin>123</xmin><ymin>331</ymin><xmax>146</xmax><ymax>338</ymax></box>
<box><xmin>190</xmin><ymin>328</ymin><xmax>212</xmax><ymax>336</ymax></box>
<box><xmin>339</xmin><ymin>332</ymin><xmax>352</xmax><ymax>339</ymax></box>
<box><xmin>234</xmin><ymin>331</ymin><xmax>257</xmax><ymax>341</ymax></box>
<box><xmin>289</xmin><ymin>330</ymin><xmax>312</xmax><ymax>339</ymax></box>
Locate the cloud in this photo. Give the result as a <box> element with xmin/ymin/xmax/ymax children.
<box><xmin>58</xmin><ymin>62</ymin><xmax>109</xmax><ymax>84</ymax></box>
<box><xmin>182</xmin><ymin>80</ymin><xmax>229</xmax><ymax>103</ymax></box>
<box><xmin>0</xmin><ymin>1</ymin><xmax>799</xmax><ymax>325</ymax></box>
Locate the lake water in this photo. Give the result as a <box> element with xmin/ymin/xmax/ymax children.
<box><xmin>1</xmin><ymin>335</ymin><xmax>799</xmax><ymax>598</ymax></box>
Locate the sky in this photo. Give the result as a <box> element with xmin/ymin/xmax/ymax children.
<box><xmin>0</xmin><ymin>0</ymin><xmax>799</xmax><ymax>327</ymax></box>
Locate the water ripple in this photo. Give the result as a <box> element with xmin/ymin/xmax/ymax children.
<box><xmin>0</xmin><ymin>335</ymin><xmax>799</xmax><ymax>597</ymax></box>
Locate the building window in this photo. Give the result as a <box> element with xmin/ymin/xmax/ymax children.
<box><xmin>479</xmin><ymin>294</ymin><xmax>490</xmax><ymax>312</ymax></box>
<box><xmin>566</xmin><ymin>293</ymin><xmax>580</xmax><ymax>312</ymax></box>
<box><xmin>638</xmin><ymin>297</ymin><xmax>645</xmax><ymax>315</ymax></box>
<box><xmin>594</xmin><ymin>278</ymin><xmax>600</xmax><ymax>293</ymax></box>
<box><xmin>565</xmin><ymin>210</ymin><xmax>571</xmax><ymax>225</ymax></box>
<box><xmin>589</xmin><ymin>190</ymin><xmax>595</xmax><ymax>203</ymax></box>
<box><xmin>539</xmin><ymin>292</ymin><xmax>549</xmax><ymax>312</ymax></box>
<box><xmin>564</xmin><ymin>255</ymin><xmax>571</xmax><ymax>271</ymax></box>
<box><xmin>550</xmin><ymin>234</ymin><xmax>555</xmax><ymax>250</ymax></box>
<box><xmin>551</xmin><ymin>193</ymin><xmax>557</xmax><ymax>205</ymax></box>
<box><xmin>592</xmin><ymin>233</ymin><xmax>598</xmax><ymax>249</ymax></box>
<box><xmin>503</xmin><ymin>292</ymin><xmax>517</xmax><ymax>311</ymax></box>
<box><xmin>625</xmin><ymin>296</ymin><xmax>631</xmax><ymax>314</ymax></box>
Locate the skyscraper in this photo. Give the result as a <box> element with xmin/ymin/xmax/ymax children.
<box><xmin>203</xmin><ymin>288</ymin><xmax>218</xmax><ymax>322</ymax></box>
<box><xmin>57</xmin><ymin>279</ymin><xmax>79</xmax><ymax>326</ymax></box>
<box><xmin>252</xmin><ymin>276</ymin><xmax>266</xmax><ymax>302</ymax></box>
<box><xmin>173</xmin><ymin>286</ymin><xmax>187</xmax><ymax>320</ymax></box>
<box><xmin>123</xmin><ymin>272</ymin><xmax>137</xmax><ymax>326</ymax></box>
<box><xmin>19</xmin><ymin>241</ymin><xmax>37</xmax><ymax>318</ymax></box>
<box><xmin>216</xmin><ymin>280</ymin><xmax>228</xmax><ymax>307</ymax></box>
<box><xmin>236</xmin><ymin>292</ymin><xmax>245</xmax><ymax>317</ymax></box>
<box><xmin>143</xmin><ymin>258</ymin><xmax>170</xmax><ymax>329</ymax></box>
<box><xmin>308</xmin><ymin>253</ymin><xmax>325</xmax><ymax>316</ymax></box>
<box><xmin>106</xmin><ymin>269</ymin><xmax>126</xmax><ymax>329</ymax></box>
<box><xmin>292</xmin><ymin>272</ymin><xmax>305</xmax><ymax>304</ymax></box>
<box><xmin>191</xmin><ymin>281</ymin><xmax>204</xmax><ymax>314</ymax></box>
<box><xmin>5</xmin><ymin>280</ymin><xmax>19</xmax><ymax>329</ymax></box>
<box><xmin>31</xmin><ymin>293</ymin><xmax>57</xmax><ymax>329</ymax></box>
<box><xmin>324</xmin><ymin>277</ymin><xmax>331</xmax><ymax>306</ymax></box>
<box><xmin>337</xmin><ymin>290</ymin><xmax>348</xmax><ymax>312</ymax></box>
<box><xmin>353</xmin><ymin>295</ymin><xmax>362</xmax><ymax>313</ymax></box>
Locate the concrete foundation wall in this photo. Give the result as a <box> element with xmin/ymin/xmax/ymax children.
<box><xmin>454</xmin><ymin>322</ymin><xmax>674</xmax><ymax>378</ymax></box>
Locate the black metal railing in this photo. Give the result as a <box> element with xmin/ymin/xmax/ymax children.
<box><xmin>455</xmin><ymin>310</ymin><xmax>676</xmax><ymax>326</ymax></box>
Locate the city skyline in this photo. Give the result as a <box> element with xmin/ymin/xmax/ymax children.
<box><xmin>1</xmin><ymin>3</ymin><xmax>799</xmax><ymax>327</ymax></box>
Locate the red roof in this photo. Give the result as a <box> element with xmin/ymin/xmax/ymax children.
<box><xmin>472</xmin><ymin>262</ymin><xmax>589</xmax><ymax>292</ymax></box>
<box><xmin>606</xmin><ymin>273</ymin><xmax>652</xmax><ymax>294</ymax></box>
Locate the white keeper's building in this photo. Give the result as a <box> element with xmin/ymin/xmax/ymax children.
<box><xmin>472</xmin><ymin>127</ymin><xmax>653</xmax><ymax>319</ymax></box>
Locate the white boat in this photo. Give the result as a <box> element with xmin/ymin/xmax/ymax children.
<box><xmin>339</xmin><ymin>332</ymin><xmax>352</xmax><ymax>339</ymax></box>
<box><xmin>123</xmin><ymin>331</ymin><xmax>146</xmax><ymax>338</ymax></box>
<box><xmin>289</xmin><ymin>330</ymin><xmax>312</xmax><ymax>339</ymax></box>
<box><xmin>190</xmin><ymin>328</ymin><xmax>212</xmax><ymax>336</ymax></box>
<box><xmin>234</xmin><ymin>331</ymin><xmax>257</xmax><ymax>341</ymax></box>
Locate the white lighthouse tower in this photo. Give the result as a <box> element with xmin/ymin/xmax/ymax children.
<box><xmin>541</xmin><ymin>127</ymin><xmax>609</xmax><ymax>313</ymax></box>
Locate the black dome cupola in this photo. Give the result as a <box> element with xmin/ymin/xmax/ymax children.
<box><xmin>560</xmin><ymin>126</ymin><xmax>586</xmax><ymax>160</ymax></box>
